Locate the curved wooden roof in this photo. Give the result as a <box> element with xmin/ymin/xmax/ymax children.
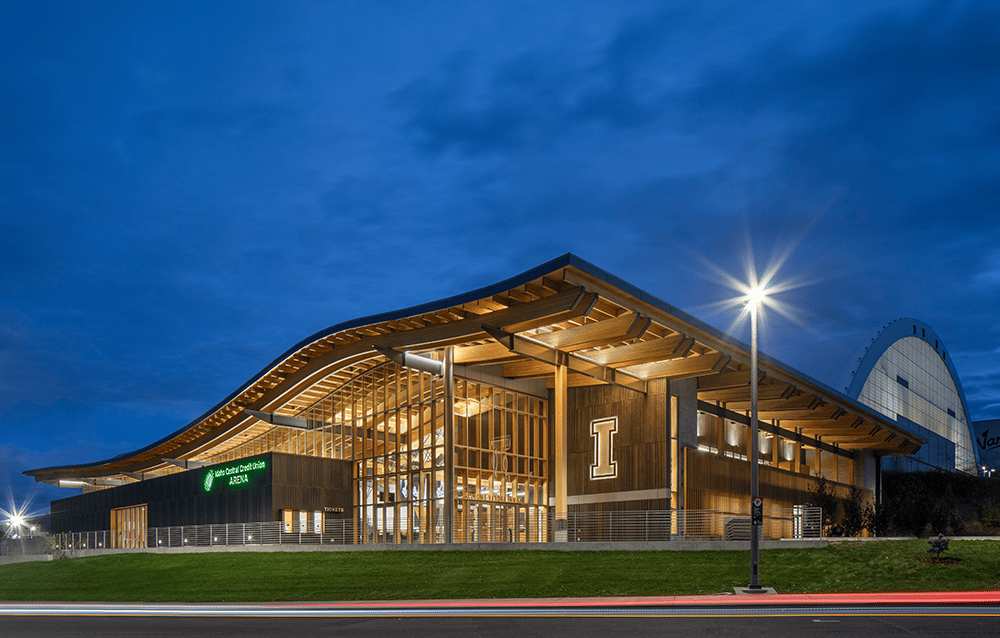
<box><xmin>26</xmin><ymin>254</ymin><xmax>922</xmax><ymax>485</ymax></box>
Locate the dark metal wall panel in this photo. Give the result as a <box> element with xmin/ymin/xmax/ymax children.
<box><xmin>271</xmin><ymin>453</ymin><xmax>353</xmax><ymax>520</ymax></box>
<box><xmin>48</xmin><ymin>452</ymin><xmax>350</xmax><ymax>533</ymax></box>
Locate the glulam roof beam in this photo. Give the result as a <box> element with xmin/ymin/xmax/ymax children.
<box><xmin>529</xmin><ymin>312</ymin><xmax>650</xmax><ymax>350</ymax></box>
<box><xmin>454</xmin><ymin>341</ymin><xmax>522</xmax><ymax>365</ymax></box>
<box><xmin>698</xmin><ymin>382</ymin><xmax>795</xmax><ymax>403</ymax></box>
<box><xmin>698</xmin><ymin>369</ymin><xmax>768</xmax><ymax>391</ymax></box>
<box><xmin>589</xmin><ymin>334</ymin><xmax>693</xmax><ymax>367</ymax></box>
<box><xmin>485</xmin><ymin>325</ymin><xmax>647</xmax><ymax>394</ymax></box>
<box><xmin>621</xmin><ymin>352</ymin><xmax>731</xmax><ymax>381</ymax></box>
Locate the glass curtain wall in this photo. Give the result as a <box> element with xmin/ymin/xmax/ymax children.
<box><xmin>208</xmin><ymin>358</ymin><xmax>549</xmax><ymax>544</ymax></box>
<box><xmin>322</xmin><ymin>362</ymin><xmax>447</xmax><ymax>544</ymax></box>
<box><xmin>453</xmin><ymin>379</ymin><xmax>548</xmax><ymax>543</ymax></box>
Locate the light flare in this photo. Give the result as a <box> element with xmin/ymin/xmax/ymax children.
<box><xmin>1</xmin><ymin>485</ymin><xmax>45</xmax><ymax>536</ymax></box>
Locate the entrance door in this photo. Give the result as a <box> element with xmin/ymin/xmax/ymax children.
<box><xmin>110</xmin><ymin>504</ymin><xmax>148</xmax><ymax>549</ymax></box>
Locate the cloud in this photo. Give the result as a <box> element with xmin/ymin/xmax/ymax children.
<box><xmin>392</xmin><ymin>8</ymin><xmax>694</xmax><ymax>156</ymax></box>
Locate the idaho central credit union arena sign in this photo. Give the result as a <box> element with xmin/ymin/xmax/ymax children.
<box><xmin>202</xmin><ymin>458</ymin><xmax>267</xmax><ymax>492</ymax></box>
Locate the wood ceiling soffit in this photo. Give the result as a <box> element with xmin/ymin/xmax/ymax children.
<box><xmin>806</xmin><ymin>434</ymin><xmax>874</xmax><ymax>443</ymax></box>
<box><xmin>502</xmin><ymin>293</ymin><xmax>598</xmax><ymax>334</ymax></box>
<box><xmin>757</xmin><ymin>407</ymin><xmax>840</xmax><ymax>421</ymax></box>
<box><xmin>698</xmin><ymin>383</ymin><xmax>796</xmax><ymax>403</ymax></box>
<box><xmin>725</xmin><ymin>395</ymin><xmax>823</xmax><ymax>412</ymax></box>
<box><xmin>461</xmin><ymin>304</ymin><xmax>491</xmax><ymax>316</ymax></box>
<box><xmin>454</xmin><ymin>341</ymin><xmax>523</xmax><ymax>365</ymax></box>
<box><xmin>506</xmin><ymin>288</ymin><xmax>534</xmax><ymax>303</ymax></box>
<box><xmin>697</xmin><ymin>369</ymin><xmax>768</xmax><ymax>391</ymax></box>
<box><xmin>589</xmin><ymin>334</ymin><xmax>691</xmax><ymax>367</ymax></box>
<box><xmin>473</xmin><ymin>299</ymin><xmax>508</xmax><ymax>312</ymax></box>
<box><xmin>488</xmin><ymin>325</ymin><xmax>645</xmax><ymax>393</ymax></box>
<box><xmin>620</xmin><ymin>352</ymin><xmax>730</xmax><ymax>380</ymax></box>
<box><xmin>520</xmin><ymin>282</ymin><xmax>544</xmax><ymax>298</ymax></box>
<box><xmin>795</xmin><ymin>424</ymin><xmax>872</xmax><ymax>436</ymax></box>
<box><xmin>545</xmin><ymin>373</ymin><xmax>606</xmax><ymax>389</ymax></box>
<box><xmin>540</xmin><ymin>276</ymin><xmax>565</xmax><ymax>292</ymax></box>
<box><xmin>530</xmin><ymin>312</ymin><xmax>650</xmax><ymax>351</ymax></box>
<box><xmin>502</xmin><ymin>358</ymin><xmax>560</xmax><ymax>378</ymax></box>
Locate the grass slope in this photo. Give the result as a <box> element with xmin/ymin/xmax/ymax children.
<box><xmin>2</xmin><ymin>540</ymin><xmax>999</xmax><ymax>602</ymax></box>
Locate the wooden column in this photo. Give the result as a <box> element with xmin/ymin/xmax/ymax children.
<box><xmin>771</xmin><ymin>420</ymin><xmax>780</xmax><ymax>467</ymax></box>
<box><xmin>670</xmin><ymin>394</ymin><xmax>679</xmax><ymax>509</ymax></box>
<box><xmin>716</xmin><ymin>403</ymin><xmax>725</xmax><ymax>454</ymax></box>
<box><xmin>554</xmin><ymin>358</ymin><xmax>568</xmax><ymax>542</ymax></box>
<box><xmin>793</xmin><ymin>428</ymin><xmax>802</xmax><ymax>474</ymax></box>
<box><xmin>443</xmin><ymin>347</ymin><xmax>454</xmax><ymax>544</ymax></box>
<box><xmin>817</xmin><ymin>437</ymin><xmax>824</xmax><ymax>478</ymax></box>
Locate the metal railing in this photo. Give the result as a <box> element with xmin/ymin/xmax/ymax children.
<box><xmin>556</xmin><ymin>507</ymin><xmax>822</xmax><ymax>542</ymax></box>
<box><xmin>46</xmin><ymin>507</ymin><xmax>822</xmax><ymax>552</ymax></box>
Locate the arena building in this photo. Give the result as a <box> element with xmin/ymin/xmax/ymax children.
<box><xmin>836</xmin><ymin>319</ymin><xmax>978</xmax><ymax>474</ymax></box>
<box><xmin>26</xmin><ymin>254</ymin><xmax>924</xmax><ymax>546</ymax></box>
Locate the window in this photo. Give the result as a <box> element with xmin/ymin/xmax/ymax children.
<box><xmin>897</xmin><ymin>375</ymin><xmax>909</xmax><ymax>389</ymax></box>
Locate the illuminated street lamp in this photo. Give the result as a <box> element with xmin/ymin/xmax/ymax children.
<box><xmin>747</xmin><ymin>285</ymin><xmax>765</xmax><ymax>591</ymax></box>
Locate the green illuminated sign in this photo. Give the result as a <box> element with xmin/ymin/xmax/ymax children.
<box><xmin>202</xmin><ymin>458</ymin><xmax>267</xmax><ymax>492</ymax></box>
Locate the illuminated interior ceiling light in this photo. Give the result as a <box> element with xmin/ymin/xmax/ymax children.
<box><xmin>727</xmin><ymin>423</ymin><xmax>741</xmax><ymax>446</ymax></box>
<box><xmin>374</xmin><ymin>346</ymin><xmax>444</xmax><ymax>376</ymax></box>
<box><xmin>784</xmin><ymin>442</ymin><xmax>796</xmax><ymax>461</ymax></box>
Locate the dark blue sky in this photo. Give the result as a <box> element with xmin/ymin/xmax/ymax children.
<box><xmin>3</xmin><ymin>1</ymin><xmax>998</xmax><ymax>512</ymax></box>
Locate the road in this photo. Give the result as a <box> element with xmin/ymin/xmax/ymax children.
<box><xmin>2</xmin><ymin>601</ymin><xmax>999</xmax><ymax>637</ymax></box>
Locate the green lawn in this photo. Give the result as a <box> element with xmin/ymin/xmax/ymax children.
<box><xmin>2</xmin><ymin>540</ymin><xmax>999</xmax><ymax>602</ymax></box>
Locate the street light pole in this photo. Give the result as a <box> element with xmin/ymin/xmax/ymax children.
<box><xmin>748</xmin><ymin>289</ymin><xmax>763</xmax><ymax>591</ymax></box>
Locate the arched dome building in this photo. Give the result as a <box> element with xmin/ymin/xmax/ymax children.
<box><xmin>835</xmin><ymin>319</ymin><xmax>978</xmax><ymax>474</ymax></box>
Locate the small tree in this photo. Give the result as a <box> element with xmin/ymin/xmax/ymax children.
<box><xmin>842</xmin><ymin>485</ymin><xmax>867</xmax><ymax>537</ymax></box>
<box><xmin>48</xmin><ymin>532</ymin><xmax>85</xmax><ymax>559</ymax></box>
<box><xmin>811</xmin><ymin>476</ymin><xmax>840</xmax><ymax>535</ymax></box>
<box><xmin>927</xmin><ymin>533</ymin><xmax>949</xmax><ymax>559</ymax></box>
<box><xmin>863</xmin><ymin>501</ymin><xmax>890</xmax><ymax>537</ymax></box>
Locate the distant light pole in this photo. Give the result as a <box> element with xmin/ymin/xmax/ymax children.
<box><xmin>747</xmin><ymin>285</ymin><xmax>766</xmax><ymax>591</ymax></box>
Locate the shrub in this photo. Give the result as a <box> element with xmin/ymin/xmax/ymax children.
<box><xmin>982</xmin><ymin>502</ymin><xmax>1000</xmax><ymax>528</ymax></box>
<box><xmin>887</xmin><ymin>472</ymin><xmax>930</xmax><ymax>536</ymax></box>
<box><xmin>927</xmin><ymin>534</ymin><xmax>949</xmax><ymax>559</ymax></box>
